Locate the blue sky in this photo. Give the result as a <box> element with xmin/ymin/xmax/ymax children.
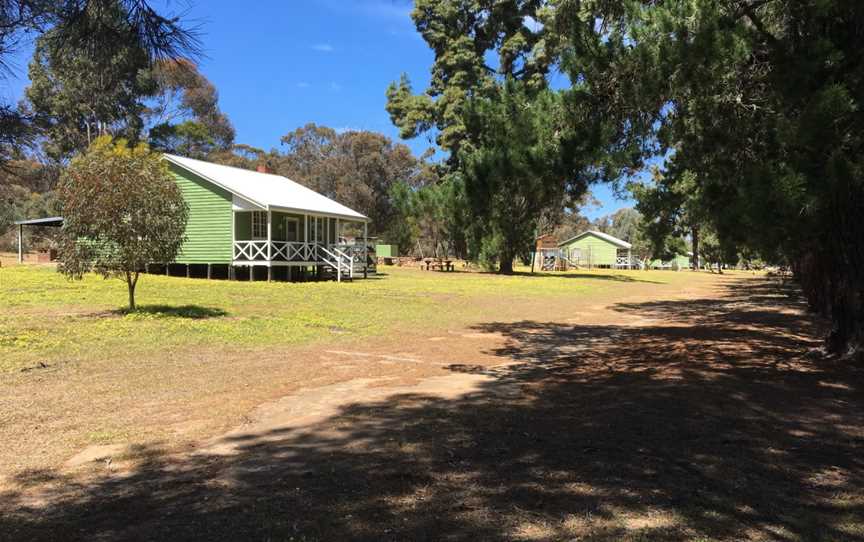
<box><xmin>1</xmin><ymin>0</ymin><xmax>634</xmax><ymax>219</ymax></box>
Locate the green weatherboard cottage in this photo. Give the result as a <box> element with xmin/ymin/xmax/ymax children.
<box><xmin>162</xmin><ymin>155</ymin><xmax>371</xmax><ymax>282</ymax></box>
<box><xmin>558</xmin><ymin>230</ymin><xmax>634</xmax><ymax>269</ymax></box>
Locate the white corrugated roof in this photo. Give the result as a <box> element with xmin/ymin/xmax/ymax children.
<box><xmin>558</xmin><ymin>230</ymin><xmax>633</xmax><ymax>249</ymax></box>
<box><xmin>164</xmin><ymin>154</ymin><xmax>368</xmax><ymax>221</ymax></box>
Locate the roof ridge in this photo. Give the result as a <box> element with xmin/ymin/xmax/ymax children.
<box><xmin>557</xmin><ymin>229</ymin><xmax>632</xmax><ymax>248</ymax></box>
<box><xmin>163</xmin><ymin>153</ymin><xmax>286</xmax><ymax>180</ymax></box>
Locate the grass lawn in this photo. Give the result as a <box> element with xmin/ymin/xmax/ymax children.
<box><xmin>0</xmin><ymin>263</ymin><xmax>676</xmax><ymax>373</ymax></box>
<box><xmin>3</xmin><ymin>263</ymin><xmax>862</xmax><ymax>541</ymax></box>
<box><xmin>1</xmin><ymin>263</ymin><xmax>699</xmax><ymax>475</ymax></box>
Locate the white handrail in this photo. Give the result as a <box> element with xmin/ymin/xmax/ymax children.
<box><xmin>331</xmin><ymin>247</ymin><xmax>354</xmax><ymax>279</ymax></box>
<box><xmin>319</xmin><ymin>246</ymin><xmax>351</xmax><ymax>282</ymax></box>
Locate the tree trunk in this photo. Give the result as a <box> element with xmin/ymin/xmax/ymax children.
<box><xmin>499</xmin><ymin>250</ymin><xmax>515</xmax><ymax>274</ymax></box>
<box><xmin>126</xmin><ymin>271</ymin><xmax>139</xmax><ymax>311</ymax></box>
<box><xmin>822</xmin><ymin>251</ymin><xmax>864</xmax><ymax>360</ymax></box>
<box><xmin>691</xmin><ymin>226</ymin><xmax>700</xmax><ymax>270</ymax></box>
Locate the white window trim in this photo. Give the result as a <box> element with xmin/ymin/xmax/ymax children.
<box><xmin>251</xmin><ymin>211</ymin><xmax>267</xmax><ymax>240</ymax></box>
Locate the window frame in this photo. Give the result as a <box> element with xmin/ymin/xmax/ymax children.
<box><xmin>251</xmin><ymin>211</ymin><xmax>267</xmax><ymax>240</ymax></box>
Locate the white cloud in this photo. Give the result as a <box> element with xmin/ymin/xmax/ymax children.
<box><xmin>329</xmin><ymin>82</ymin><xmax>342</xmax><ymax>92</ymax></box>
<box><xmin>311</xmin><ymin>43</ymin><xmax>335</xmax><ymax>52</ymax></box>
<box><xmin>334</xmin><ymin>126</ymin><xmax>361</xmax><ymax>134</ymax></box>
<box><xmin>296</xmin><ymin>82</ymin><xmax>311</xmax><ymax>89</ymax></box>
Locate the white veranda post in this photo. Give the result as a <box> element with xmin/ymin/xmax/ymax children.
<box><xmin>628</xmin><ymin>248</ymin><xmax>632</xmax><ymax>270</ymax></box>
<box><xmin>363</xmin><ymin>221</ymin><xmax>368</xmax><ymax>279</ymax></box>
<box><xmin>266</xmin><ymin>209</ymin><xmax>273</xmax><ymax>281</ymax></box>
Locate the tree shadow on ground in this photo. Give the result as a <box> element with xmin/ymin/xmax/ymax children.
<box><xmin>456</xmin><ymin>269</ymin><xmax>665</xmax><ymax>283</ymax></box>
<box><xmin>114</xmin><ymin>305</ymin><xmax>229</xmax><ymax>319</ymax></box>
<box><xmin>2</xmin><ymin>278</ymin><xmax>863</xmax><ymax>541</ymax></box>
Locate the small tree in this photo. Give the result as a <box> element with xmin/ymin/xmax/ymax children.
<box><xmin>58</xmin><ymin>136</ymin><xmax>187</xmax><ymax>310</ymax></box>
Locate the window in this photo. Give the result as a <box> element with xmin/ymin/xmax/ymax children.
<box><xmin>252</xmin><ymin>211</ymin><xmax>267</xmax><ymax>239</ymax></box>
<box><xmin>285</xmin><ymin>218</ymin><xmax>299</xmax><ymax>242</ymax></box>
<box><xmin>314</xmin><ymin>217</ymin><xmax>325</xmax><ymax>243</ymax></box>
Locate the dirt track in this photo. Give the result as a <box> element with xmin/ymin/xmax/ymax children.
<box><xmin>3</xmin><ymin>272</ymin><xmax>863</xmax><ymax>541</ymax></box>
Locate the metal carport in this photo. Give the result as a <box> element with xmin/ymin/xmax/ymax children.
<box><xmin>13</xmin><ymin>217</ymin><xmax>63</xmax><ymax>263</ymax></box>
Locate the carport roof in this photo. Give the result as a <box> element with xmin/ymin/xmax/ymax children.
<box><xmin>14</xmin><ymin>216</ymin><xmax>63</xmax><ymax>227</ymax></box>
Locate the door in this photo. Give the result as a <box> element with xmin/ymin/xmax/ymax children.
<box><xmin>284</xmin><ymin>217</ymin><xmax>299</xmax><ymax>242</ymax></box>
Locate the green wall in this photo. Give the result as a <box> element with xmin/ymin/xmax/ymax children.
<box><xmin>559</xmin><ymin>234</ymin><xmax>621</xmax><ymax>267</ymax></box>
<box><xmin>169</xmin><ymin>164</ymin><xmax>233</xmax><ymax>264</ymax></box>
<box><xmin>649</xmin><ymin>254</ymin><xmax>691</xmax><ymax>269</ymax></box>
<box><xmin>170</xmin><ymin>160</ymin><xmax>347</xmax><ymax>264</ymax></box>
<box><xmin>376</xmin><ymin>244</ymin><xmax>396</xmax><ymax>257</ymax></box>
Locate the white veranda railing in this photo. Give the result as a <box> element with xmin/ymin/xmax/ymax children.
<box><xmin>232</xmin><ymin>241</ymin><xmax>367</xmax><ymax>281</ymax></box>
<box><xmin>233</xmin><ymin>241</ymin><xmax>319</xmax><ymax>262</ymax></box>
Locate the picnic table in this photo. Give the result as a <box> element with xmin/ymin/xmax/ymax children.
<box><xmin>423</xmin><ymin>258</ymin><xmax>455</xmax><ymax>272</ymax></box>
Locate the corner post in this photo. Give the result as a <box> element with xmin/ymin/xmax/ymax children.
<box><xmin>363</xmin><ymin>221</ymin><xmax>368</xmax><ymax>279</ymax></box>
<box><xmin>266</xmin><ymin>209</ymin><xmax>272</xmax><ymax>262</ymax></box>
<box><xmin>230</xmin><ymin>209</ymin><xmax>236</xmax><ymax>264</ymax></box>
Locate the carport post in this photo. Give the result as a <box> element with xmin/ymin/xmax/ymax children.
<box><xmin>363</xmin><ymin>221</ymin><xmax>368</xmax><ymax>279</ymax></box>
<box><xmin>17</xmin><ymin>224</ymin><xmax>23</xmax><ymax>263</ymax></box>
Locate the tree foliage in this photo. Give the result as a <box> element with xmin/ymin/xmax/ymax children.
<box><xmin>275</xmin><ymin>124</ymin><xmax>435</xmax><ymax>240</ymax></box>
<box><xmin>26</xmin><ymin>2</ymin><xmax>156</xmax><ymax>160</ymax></box>
<box><xmin>459</xmin><ymin>81</ymin><xmax>577</xmax><ymax>272</ymax></box>
<box><xmin>147</xmin><ymin>59</ymin><xmax>235</xmax><ymax>158</ymax></box>
<box><xmin>386</xmin><ymin>0</ymin><xmax>559</xmax><ymax>156</ymax></box>
<box><xmin>389</xmin><ymin>176</ymin><xmax>464</xmax><ymax>258</ymax></box>
<box><xmin>0</xmin><ymin>160</ymin><xmax>59</xmax><ymax>250</ymax></box>
<box><xmin>597</xmin><ymin>0</ymin><xmax>864</xmax><ymax>356</ymax></box>
<box><xmin>387</xmin><ymin>0</ymin><xmax>649</xmax><ymax>271</ymax></box>
<box><xmin>631</xmin><ymin>167</ymin><xmax>707</xmax><ymax>268</ymax></box>
<box><xmin>1</xmin><ymin>0</ymin><xmax>201</xmax><ymax>163</ymax></box>
<box><xmin>58</xmin><ymin>137</ymin><xmax>187</xmax><ymax>310</ymax></box>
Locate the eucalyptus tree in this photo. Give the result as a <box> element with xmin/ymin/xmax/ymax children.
<box><xmin>272</xmin><ymin>124</ymin><xmax>433</xmax><ymax>239</ymax></box>
<box><xmin>147</xmin><ymin>59</ymin><xmax>235</xmax><ymax>158</ymax></box>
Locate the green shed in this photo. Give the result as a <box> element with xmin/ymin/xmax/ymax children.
<box><xmin>558</xmin><ymin>230</ymin><xmax>634</xmax><ymax>269</ymax></box>
<box><xmin>648</xmin><ymin>252</ymin><xmax>693</xmax><ymax>270</ymax></box>
<box><xmin>375</xmin><ymin>244</ymin><xmax>397</xmax><ymax>258</ymax></box>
